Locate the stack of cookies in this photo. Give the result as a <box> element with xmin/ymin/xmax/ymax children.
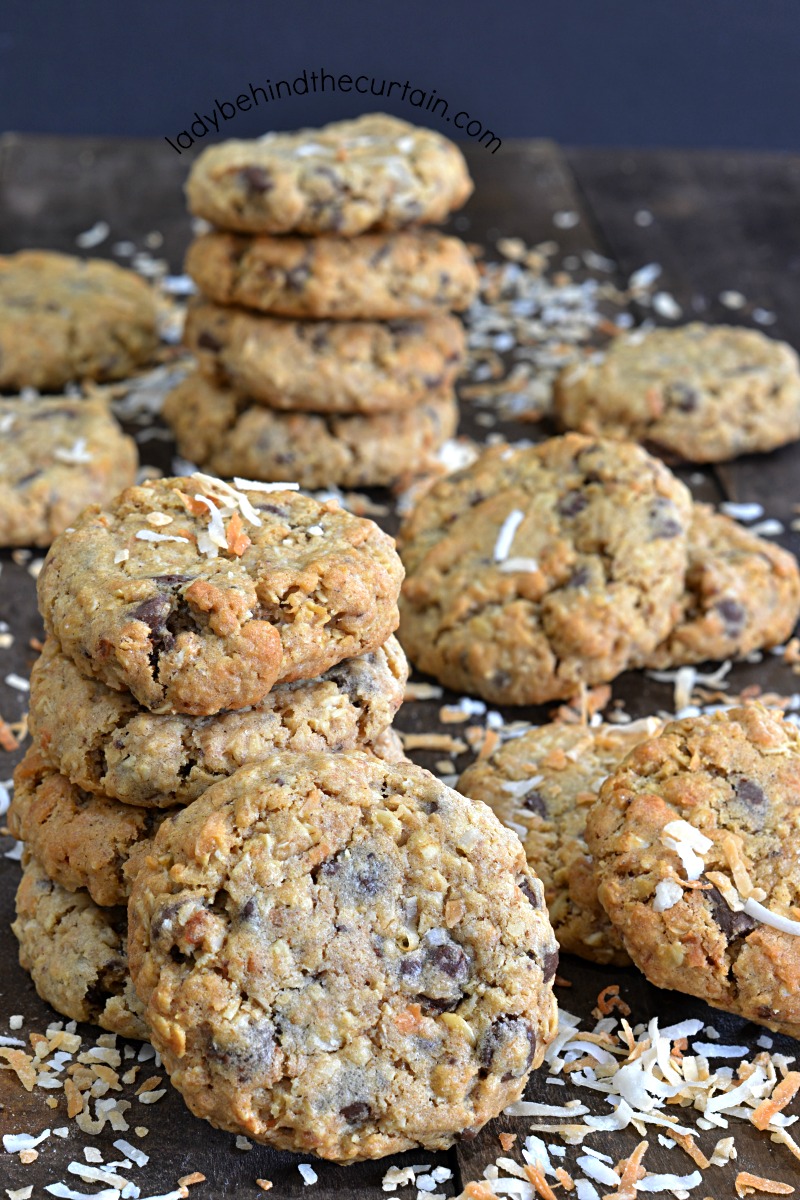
<box><xmin>0</xmin><ymin>250</ymin><xmax>157</xmax><ymax>546</ymax></box>
<box><xmin>163</xmin><ymin>113</ymin><xmax>479</xmax><ymax>489</ymax></box>
<box><xmin>10</xmin><ymin>471</ymin><xmax>408</xmax><ymax>1039</ymax></box>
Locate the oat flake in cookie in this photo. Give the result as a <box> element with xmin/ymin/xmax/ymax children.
<box><xmin>29</xmin><ymin>634</ymin><xmax>407</xmax><ymax>808</ymax></box>
<box><xmin>0</xmin><ymin>250</ymin><xmax>159</xmax><ymax>391</ymax></box>
<box><xmin>128</xmin><ymin>752</ymin><xmax>558</xmax><ymax>1161</ymax></box>
<box><xmin>163</xmin><ymin>373</ymin><xmax>458</xmax><ymax>490</ymax></box>
<box><xmin>185</xmin><ymin>113</ymin><xmax>473</xmax><ymax>235</ymax></box>
<box><xmin>459</xmin><ymin>719</ymin><xmax>664</xmax><ymax>966</ymax></box>
<box><xmin>13</xmin><ymin>857</ymin><xmax>147</xmax><ymax>1040</ymax></box>
<box><xmin>398</xmin><ymin>435</ymin><xmax>693</xmax><ymax>705</ymax></box>
<box><xmin>37</xmin><ymin>474</ymin><xmax>403</xmax><ymax>716</ymax></box>
<box><xmin>0</xmin><ymin>396</ymin><xmax>137</xmax><ymax>548</ymax></box>
<box><xmin>586</xmin><ymin>705</ymin><xmax>800</xmax><ymax>1037</ymax></box>
<box><xmin>554</xmin><ymin>323</ymin><xmax>800</xmax><ymax>462</ymax></box>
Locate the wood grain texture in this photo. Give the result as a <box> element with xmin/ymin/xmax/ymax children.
<box><xmin>0</xmin><ymin>137</ymin><xmax>798</xmax><ymax>1196</ymax></box>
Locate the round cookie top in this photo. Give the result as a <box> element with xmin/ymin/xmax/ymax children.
<box><xmin>185</xmin><ymin>229</ymin><xmax>479</xmax><ymax>319</ymax></box>
<box><xmin>185</xmin><ymin>113</ymin><xmax>473</xmax><ymax>235</ymax></box>
<box><xmin>458</xmin><ymin>718</ymin><xmax>663</xmax><ymax>965</ymax></box>
<box><xmin>37</xmin><ymin>473</ymin><xmax>403</xmax><ymax>715</ymax></box>
<box><xmin>0</xmin><ymin>396</ymin><xmax>138</xmax><ymax>548</ymax></box>
<box><xmin>643</xmin><ymin>504</ymin><xmax>800</xmax><ymax>669</ymax></box>
<box><xmin>586</xmin><ymin>705</ymin><xmax>800</xmax><ymax>1038</ymax></box>
<box><xmin>29</xmin><ymin>633</ymin><xmax>407</xmax><ymax>808</ymax></box>
<box><xmin>128</xmin><ymin>752</ymin><xmax>558</xmax><ymax>1161</ymax></box>
<box><xmin>398</xmin><ymin>435</ymin><xmax>693</xmax><ymax>705</ymax></box>
<box><xmin>554</xmin><ymin>323</ymin><xmax>800</xmax><ymax>463</ymax></box>
<box><xmin>13</xmin><ymin>856</ymin><xmax>147</xmax><ymax>1040</ymax></box>
<box><xmin>162</xmin><ymin>373</ymin><xmax>458</xmax><ymax>490</ymax></box>
<box><xmin>9</xmin><ymin>746</ymin><xmax>173</xmax><ymax>906</ymax></box>
<box><xmin>184</xmin><ymin>300</ymin><xmax>466</xmax><ymax>414</ymax></box>
<box><xmin>0</xmin><ymin>250</ymin><xmax>159</xmax><ymax>392</ymax></box>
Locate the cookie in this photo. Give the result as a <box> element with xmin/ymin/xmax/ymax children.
<box><xmin>184</xmin><ymin>299</ymin><xmax>466</xmax><ymax>414</ymax></box>
<box><xmin>184</xmin><ymin>229</ymin><xmax>479</xmax><ymax>319</ymax></box>
<box><xmin>128</xmin><ymin>752</ymin><xmax>558</xmax><ymax>1161</ymax></box>
<box><xmin>12</xmin><ymin>856</ymin><xmax>147</xmax><ymax>1040</ymax></box>
<box><xmin>459</xmin><ymin>719</ymin><xmax>664</xmax><ymax>965</ymax></box>
<box><xmin>9</xmin><ymin>746</ymin><xmax>172</xmax><ymax>906</ymax></box>
<box><xmin>398</xmin><ymin>435</ymin><xmax>693</xmax><ymax>705</ymax></box>
<box><xmin>37</xmin><ymin>474</ymin><xmax>403</xmax><ymax>715</ymax></box>
<box><xmin>554</xmin><ymin>324</ymin><xmax>800</xmax><ymax>462</ymax></box>
<box><xmin>163</xmin><ymin>373</ymin><xmax>458</xmax><ymax>490</ymax></box>
<box><xmin>643</xmin><ymin>504</ymin><xmax>800</xmax><ymax>669</ymax></box>
<box><xmin>0</xmin><ymin>250</ymin><xmax>159</xmax><ymax>392</ymax></box>
<box><xmin>586</xmin><ymin>705</ymin><xmax>800</xmax><ymax>1038</ymax></box>
<box><xmin>185</xmin><ymin>113</ymin><xmax>473</xmax><ymax>236</ymax></box>
<box><xmin>0</xmin><ymin>396</ymin><xmax>138</xmax><ymax>548</ymax></box>
<box><xmin>30</xmin><ymin>634</ymin><xmax>407</xmax><ymax>808</ymax></box>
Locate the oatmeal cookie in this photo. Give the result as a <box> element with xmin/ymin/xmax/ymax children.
<box><xmin>13</xmin><ymin>856</ymin><xmax>147</xmax><ymax>1039</ymax></box>
<box><xmin>185</xmin><ymin>229</ymin><xmax>478</xmax><ymax>319</ymax></box>
<box><xmin>398</xmin><ymin>435</ymin><xmax>693</xmax><ymax>705</ymax></box>
<box><xmin>163</xmin><ymin>373</ymin><xmax>458</xmax><ymax>490</ymax></box>
<box><xmin>185</xmin><ymin>113</ymin><xmax>473</xmax><ymax>235</ymax></box>
<box><xmin>0</xmin><ymin>250</ymin><xmax>159</xmax><ymax>391</ymax></box>
<box><xmin>184</xmin><ymin>299</ymin><xmax>466</xmax><ymax>414</ymax></box>
<box><xmin>30</xmin><ymin>634</ymin><xmax>407</xmax><ymax>807</ymax></box>
<box><xmin>586</xmin><ymin>705</ymin><xmax>800</xmax><ymax>1037</ymax></box>
<box><xmin>554</xmin><ymin>324</ymin><xmax>800</xmax><ymax>462</ymax></box>
<box><xmin>459</xmin><ymin>719</ymin><xmax>663</xmax><ymax>965</ymax></box>
<box><xmin>37</xmin><ymin>474</ymin><xmax>403</xmax><ymax>715</ymax></box>
<box><xmin>0</xmin><ymin>396</ymin><xmax>137</xmax><ymax>547</ymax></box>
<box><xmin>128</xmin><ymin>752</ymin><xmax>558</xmax><ymax>1161</ymax></box>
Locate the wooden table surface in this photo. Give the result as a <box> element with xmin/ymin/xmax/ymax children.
<box><xmin>1</xmin><ymin>135</ymin><xmax>799</xmax><ymax>1197</ymax></box>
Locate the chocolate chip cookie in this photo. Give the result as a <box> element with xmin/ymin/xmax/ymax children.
<box><xmin>37</xmin><ymin>474</ymin><xmax>403</xmax><ymax>715</ymax></box>
<box><xmin>185</xmin><ymin>229</ymin><xmax>479</xmax><ymax>319</ymax></box>
<box><xmin>30</xmin><ymin>634</ymin><xmax>407</xmax><ymax>808</ymax></box>
<box><xmin>185</xmin><ymin>113</ymin><xmax>473</xmax><ymax>236</ymax></box>
<box><xmin>554</xmin><ymin>324</ymin><xmax>800</xmax><ymax>462</ymax></box>
<box><xmin>398</xmin><ymin>435</ymin><xmax>693</xmax><ymax>705</ymax></box>
<box><xmin>163</xmin><ymin>373</ymin><xmax>458</xmax><ymax>489</ymax></box>
<box><xmin>128</xmin><ymin>752</ymin><xmax>558</xmax><ymax>1161</ymax></box>
<box><xmin>459</xmin><ymin>719</ymin><xmax>663</xmax><ymax>965</ymax></box>
<box><xmin>13</xmin><ymin>856</ymin><xmax>147</xmax><ymax>1039</ymax></box>
<box><xmin>184</xmin><ymin>299</ymin><xmax>466</xmax><ymax>414</ymax></box>
<box><xmin>0</xmin><ymin>396</ymin><xmax>138</xmax><ymax>548</ymax></box>
<box><xmin>9</xmin><ymin>746</ymin><xmax>172</xmax><ymax>906</ymax></box>
<box><xmin>643</xmin><ymin>504</ymin><xmax>800</xmax><ymax>669</ymax></box>
<box><xmin>586</xmin><ymin>705</ymin><xmax>800</xmax><ymax>1037</ymax></box>
<box><xmin>0</xmin><ymin>250</ymin><xmax>159</xmax><ymax>391</ymax></box>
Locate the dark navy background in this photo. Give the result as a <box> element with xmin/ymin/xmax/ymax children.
<box><xmin>1</xmin><ymin>0</ymin><xmax>797</xmax><ymax>149</ymax></box>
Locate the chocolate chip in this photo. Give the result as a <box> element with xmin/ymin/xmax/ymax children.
<box><xmin>310</xmin><ymin>329</ymin><xmax>329</xmax><ymax>352</ymax></box>
<box><xmin>648</xmin><ymin>496</ymin><xmax>684</xmax><ymax>540</ymax></box>
<box><xmin>566</xmin><ymin>565</ymin><xmax>590</xmax><ymax>589</ymax></box>
<box><xmin>240</xmin><ymin>165</ymin><xmax>273</xmax><ymax>193</ymax></box>
<box><xmin>197</xmin><ymin>330</ymin><xmax>222</xmax><ymax>351</ymax></box>
<box><xmin>664</xmin><ymin>382</ymin><xmax>699</xmax><ymax>412</ymax></box>
<box><xmin>517</xmin><ymin>876</ymin><xmax>541</xmax><ymax>908</ymax></box>
<box><xmin>706</xmin><ymin>884</ymin><xmax>757</xmax><ymax>941</ymax></box>
<box><xmin>150</xmin><ymin>574</ymin><xmax>194</xmax><ymax>588</ymax></box>
<box><xmin>477</xmin><ymin>1015</ymin><xmax>537</xmax><ymax>1080</ymax></box>
<box><xmin>285</xmin><ymin>264</ymin><xmax>311</xmax><ymax>291</ymax></box>
<box><xmin>429</xmin><ymin>941</ymin><xmax>468</xmax><ymax>978</ymax></box>
<box><xmin>130</xmin><ymin>594</ymin><xmax>172</xmax><ymax>635</ymax></box>
<box><xmin>542</xmin><ymin>947</ymin><xmax>559</xmax><ymax>984</ymax></box>
<box><xmin>239</xmin><ymin>897</ymin><xmax>259</xmax><ymax>922</ymax></box>
<box><xmin>340</xmin><ymin>1102</ymin><xmax>370</xmax><ymax>1123</ymax></box>
<box><xmin>400</xmin><ymin>930</ymin><xmax>470</xmax><ymax>1003</ymax></box>
<box><xmin>716</xmin><ymin>598</ymin><xmax>746</xmax><ymax>635</ymax></box>
<box><xmin>557</xmin><ymin>490</ymin><xmax>588</xmax><ymax>518</ymax></box>
<box><xmin>370</xmin><ymin>244</ymin><xmax>392</xmax><ymax>267</ymax></box>
<box><xmin>16</xmin><ymin>470</ymin><xmax>42</xmax><ymax>487</ymax></box>
<box><xmin>523</xmin><ymin>790</ymin><xmax>547</xmax><ymax>817</ymax></box>
<box><xmin>734</xmin><ymin>778</ymin><xmax>767</xmax><ymax>808</ymax></box>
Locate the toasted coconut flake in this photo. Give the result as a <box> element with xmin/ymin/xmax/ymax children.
<box><xmin>735</xmin><ymin>1172</ymin><xmax>795</xmax><ymax>1197</ymax></box>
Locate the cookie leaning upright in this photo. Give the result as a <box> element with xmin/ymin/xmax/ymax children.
<box><xmin>185</xmin><ymin>113</ymin><xmax>473</xmax><ymax>235</ymax></box>
<box><xmin>36</xmin><ymin>473</ymin><xmax>403</xmax><ymax>715</ymax></box>
<box><xmin>585</xmin><ymin>705</ymin><xmax>800</xmax><ymax>1037</ymax></box>
<box><xmin>398</xmin><ymin>434</ymin><xmax>693</xmax><ymax>704</ymax></box>
<box><xmin>128</xmin><ymin>751</ymin><xmax>559</xmax><ymax>1161</ymax></box>
<box><xmin>0</xmin><ymin>250</ymin><xmax>159</xmax><ymax>391</ymax></box>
